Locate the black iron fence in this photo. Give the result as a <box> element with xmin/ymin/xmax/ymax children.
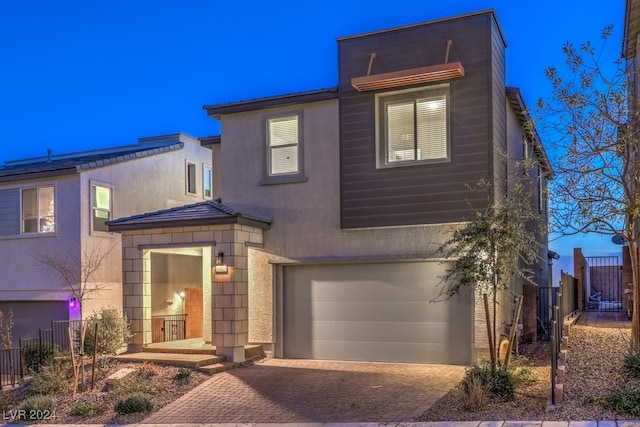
<box><xmin>585</xmin><ymin>256</ymin><xmax>623</xmax><ymax>312</ymax></box>
<box><xmin>537</xmin><ymin>272</ymin><xmax>578</xmax><ymax>339</ymax></box>
<box><xmin>0</xmin><ymin>319</ymin><xmax>84</xmax><ymax>389</ymax></box>
<box><xmin>151</xmin><ymin>314</ymin><xmax>187</xmax><ymax>343</ymax></box>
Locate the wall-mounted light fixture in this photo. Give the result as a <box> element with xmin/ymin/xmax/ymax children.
<box><xmin>69</xmin><ymin>296</ymin><xmax>78</xmax><ymax>309</ymax></box>
<box><xmin>214</xmin><ymin>251</ymin><xmax>228</xmax><ymax>274</ymax></box>
<box><xmin>179</xmin><ymin>291</ymin><xmax>186</xmax><ymax>299</ymax></box>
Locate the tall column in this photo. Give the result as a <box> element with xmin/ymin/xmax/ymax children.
<box><xmin>212</xmin><ymin>226</ymin><xmax>249</xmax><ymax>362</ymax></box>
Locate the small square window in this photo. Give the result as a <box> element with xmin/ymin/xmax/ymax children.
<box><xmin>376</xmin><ymin>84</ymin><xmax>450</xmax><ymax>168</ymax></box>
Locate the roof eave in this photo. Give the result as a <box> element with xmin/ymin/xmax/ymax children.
<box><xmin>107</xmin><ymin>215</ymin><xmax>271</xmax><ymax>233</ymax></box>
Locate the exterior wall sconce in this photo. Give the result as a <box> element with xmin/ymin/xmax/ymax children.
<box><xmin>179</xmin><ymin>291</ymin><xmax>186</xmax><ymax>299</ymax></box>
<box><xmin>69</xmin><ymin>297</ymin><xmax>78</xmax><ymax>309</ymax></box>
<box><xmin>214</xmin><ymin>251</ymin><xmax>228</xmax><ymax>274</ymax></box>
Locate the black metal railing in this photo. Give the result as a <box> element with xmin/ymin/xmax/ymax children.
<box><xmin>151</xmin><ymin>314</ymin><xmax>187</xmax><ymax>343</ymax></box>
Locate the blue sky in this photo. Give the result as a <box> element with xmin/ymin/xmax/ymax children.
<box><xmin>0</xmin><ymin>0</ymin><xmax>627</xmax><ymax>267</ymax></box>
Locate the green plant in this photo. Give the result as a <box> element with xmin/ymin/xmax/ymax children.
<box><xmin>29</xmin><ymin>358</ymin><xmax>72</xmax><ymax>395</ymax></box>
<box><xmin>83</xmin><ymin>307</ymin><xmax>132</xmax><ymax>355</ymax></box>
<box><xmin>607</xmin><ymin>383</ymin><xmax>640</xmax><ymax>417</ymax></box>
<box><xmin>507</xmin><ymin>354</ymin><xmax>536</xmax><ymax>385</ymax></box>
<box><xmin>458</xmin><ymin>373</ymin><xmax>491</xmax><ymax>410</ymax></box>
<box><xmin>23</xmin><ymin>343</ymin><xmax>61</xmax><ymax>373</ymax></box>
<box><xmin>114</xmin><ymin>392</ymin><xmax>155</xmax><ymax>415</ymax></box>
<box><xmin>461</xmin><ymin>364</ymin><xmax>516</xmax><ymax>401</ymax></box>
<box><xmin>0</xmin><ymin>393</ymin><xmax>16</xmax><ymax>412</ymax></box>
<box><xmin>624</xmin><ymin>347</ymin><xmax>640</xmax><ymax>377</ymax></box>
<box><xmin>138</xmin><ymin>361</ymin><xmax>160</xmax><ymax>378</ymax></box>
<box><xmin>109</xmin><ymin>372</ymin><xmax>159</xmax><ymax>397</ymax></box>
<box><xmin>19</xmin><ymin>394</ymin><xmax>57</xmax><ymax>413</ymax></box>
<box><xmin>173</xmin><ymin>367</ymin><xmax>192</xmax><ymax>382</ymax></box>
<box><xmin>70</xmin><ymin>400</ymin><xmax>107</xmax><ymax>417</ymax></box>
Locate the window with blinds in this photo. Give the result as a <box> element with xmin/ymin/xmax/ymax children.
<box><xmin>268</xmin><ymin>115</ymin><xmax>300</xmax><ymax>176</ymax></box>
<box><xmin>377</xmin><ymin>84</ymin><xmax>450</xmax><ymax>167</ymax></box>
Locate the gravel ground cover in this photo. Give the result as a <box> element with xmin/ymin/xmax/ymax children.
<box><xmin>418</xmin><ymin>316</ymin><xmax>636</xmax><ymax>421</ymax></box>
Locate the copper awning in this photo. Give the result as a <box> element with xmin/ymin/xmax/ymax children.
<box><xmin>351</xmin><ymin>61</ymin><xmax>465</xmax><ymax>92</ymax></box>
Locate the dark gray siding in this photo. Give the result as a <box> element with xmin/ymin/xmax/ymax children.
<box><xmin>491</xmin><ymin>16</ymin><xmax>508</xmax><ymax>202</ymax></box>
<box><xmin>0</xmin><ymin>189</ymin><xmax>20</xmax><ymax>236</ymax></box>
<box><xmin>338</xmin><ymin>12</ymin><xmax>506</xmax><ymax>228</ymax></box>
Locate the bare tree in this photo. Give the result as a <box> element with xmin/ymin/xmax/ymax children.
<box><xmin>30</xmin><ymin>242</ymin><xmax>117</xmax><ymax>320</ymax></box>
<box><xmin>535</xmin><ymin>26</ymin><xmax>640</xmax><ymax>346</ymax></box>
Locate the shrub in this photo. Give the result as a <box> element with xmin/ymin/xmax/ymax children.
<box><xmin>607</xmin><ymin>383</ymin><xmax>640</xmax><ymax>417</ymax></box>
<box><xmin>19</xmin><ymin>394</ymin><xmax>57</xmax><ymax>414</ymax></box>
<box><xmin>458</xmin><ymin>374</ymin><xmax>491</xmax><ymax>410</ymax></box>
<box><xmin>0</xmin><ymin>393</ymin><xmax>16</xmax><ymax>412</ymax></box>
<box><xmin>624</xmin><ymin>347</ymin><xmax>640</xmax><ymax>377</ymax></box>
<box><xmin>70</xmin><ymin>400</ymin><xmax>107</xmax><ymax>417</ymax></box>
<box><xmin>139</xmin><ymin>361</ymin><xmax>160</xmax><ymax>378</ymax></box>
<box><xmin>460</xmin><ymin>364</ymin><xmax>516</xmax><ymax>402</ymax></box>
<box><xmin>173</xmin><ymin>367</ymin><xmax>193</xmax><ymax>382</ymax></box>
<box><xmin>83</xmin><ymin>307</ymin><xmax>132</xmax><ymax>355</ymax></box>
<box><xmin>23</xmin><ymin>343</ymin><xmax>60</xmax><ymax>373</ymax></box>
<box><xmin>29</xmin><ymin>358</ymin><xmax>72</xmax><ymax>395</ymax></box>
<box><xmin>109</xmin><ymin>373</ymin><xmax>159</xmax><ymax>397</ymax></box>
<box><xmin>114</xmin><ymin>392</ymin><xmax>155</xmax><ymax>415</ymax></box>
<box><xmin>507</xmin><ymin>354</ymin><xmax>536</xmax><ymax>385</ymax></box>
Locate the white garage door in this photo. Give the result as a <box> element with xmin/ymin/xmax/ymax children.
<box><xmin>283</xmin><ymin>261</ymin><xmax>472</xmax><ymax>365</ymax></box>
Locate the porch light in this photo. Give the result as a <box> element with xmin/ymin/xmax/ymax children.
<box><xmin>214</xmin><ymin>251</ymin><xmax>228</xmax><ymax>274</ymax></box>
<box><xmin>179</xmin><ymin>291</ymin><xmax>185</xmax><ymax>299</ymax></box>
<box><xmin>69</xmin><ymin>297</ymin><xmax>78</xmax><ymax>309</ymax></box>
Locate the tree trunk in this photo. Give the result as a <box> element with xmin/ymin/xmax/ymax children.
<box><xmin>631</xmin><ymin>240</ymin><xmax>640</xmax><ymax>347</ymax></box>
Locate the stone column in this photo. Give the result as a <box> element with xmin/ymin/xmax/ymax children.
<box><xmin>212</xmin><ymin>225</ymin><xmax>249</xmax><ymax>362</ymax></box>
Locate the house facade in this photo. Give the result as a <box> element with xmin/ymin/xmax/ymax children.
<box><xmin>0</xmin><ymin>134</ymin><xmax>212</xmax><ymax>340</ymax></box>
<box><xmin>111</xmin><ymin>10</ymin><xmax>551</xmax><ymax>364</ymax></box>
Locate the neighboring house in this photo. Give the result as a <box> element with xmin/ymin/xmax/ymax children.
<box><xmin>110</xmin><ymin>10</ymin><xmax>552</xmax><ymax>364</ymax></box>
<box><xmin>0</xmin><ymin>134</ymin><xmax>212</xmax><ymax>340</ymax></box>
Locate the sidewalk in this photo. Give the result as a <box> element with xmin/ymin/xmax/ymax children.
<box><xmin>18</xmin><ymin>421</ymin><xmax>640</xmax><ymax>426</ymax></box>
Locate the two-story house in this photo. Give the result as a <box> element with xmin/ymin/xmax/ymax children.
<box><xmin>0</xmin><ymin>134</ymin><xmax>212</xmax><ymax>340</ymax></box>
<box><xmin>110</xmin><ymin>10</ymin><xmax>552</xmax><ymax>364</ymax></box>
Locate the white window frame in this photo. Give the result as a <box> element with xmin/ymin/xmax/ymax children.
<box><xmin>21</xmin><ymin>185</ymin><xmax>56</xmax><ymax>235</ymax></box>
<box><xmin>375</xmin><ymin>84</ymin><xmax>450</xmax><ymax>169</ymax></box>
<box><xmin>91</xmin><ymin>181</ymin><xmax>113</xmax><ymax>235</ymax></box>
<box><xmin>262</xmin><ymin>111</ymin><xmax>307</xmax><ymax>185</ymax></box>
<box><xmin>185</xmin><ymin>160</ymin><xmax>197</xmax><ymax>196</ymax></box>
<box><xmin>203</xmin><ymin>164</ymin><xmax>213</xmax><ymax>199</ymax></box>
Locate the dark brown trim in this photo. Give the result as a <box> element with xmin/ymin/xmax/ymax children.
<box><xmin>204</xmin><ymin>88</ymin><xmax>338</xmax><ymax>118</ymax></box>
<box><xmin>352</xmin><ymin>62</ymin><xmax>464</xmax><ymax>92</ymax></box>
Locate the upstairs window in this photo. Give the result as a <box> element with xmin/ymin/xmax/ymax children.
<box><xmin>22</xmin><ymin>186</ymin><xmax>55</xmax><ymax>234</ymax></box>
<box><xmin>203</xmin><ymin>165</ymin><xmax>213</xmax><ymax>199</ymax></box>
<box><xmin>262</xmin><ymin>111</ymin><xmax>306</xmax><ymax>185</ymax></box>
<box><xmin>92</xmin><ymin>184</ymin><xmax>112</xmax><ymax>233</ymax></box>
<box><xmin>186</xmin><ymin>161</ymin><xmax>197</xmax><ymax>195</ymax></box>
<box><xmin>377</xmin><ymin>85</ymin><xmax>450</xmax><ymax>168</ymax></box>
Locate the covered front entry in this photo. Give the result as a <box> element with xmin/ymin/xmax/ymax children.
<box><xmin>282</xmin><ymin>261</ymin><xmax>472</xmax><ymax>365</ymax></box>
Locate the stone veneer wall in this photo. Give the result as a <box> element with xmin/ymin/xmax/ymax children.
<box><xmin>120</xmin><ymin>223</ymin><xmax>264</xmax><ymax>360</ymax></box>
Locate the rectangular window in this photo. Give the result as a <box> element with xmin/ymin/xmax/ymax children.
<box><xmin>21</xmin><ymin>186</ymin><xmax>55</xmax><ymax>234</ymax></box>
<box><xmin>203</xmin><ymin>165</ymin><xmax>212</xmax><ymax>199</ymax></box>
<box><xmin>377</xmin><ymin>85</ymin><xmax>449</xmax><ymax>167</ymax></box>
<box><xmin>186</xmin><ymin>161</ymin><xmax>197</xmax><ymax>195</ymax></box>
<box><xmin>268</xmin><ymin>115</ymin><xmax>299</xmax><ymax>175</ymax></box>
<box><xmin>92</xmin><ymin>184</ymin><xmax>112</xmax><ymax>233</ymax></box>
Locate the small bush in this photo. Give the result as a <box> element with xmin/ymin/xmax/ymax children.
<box><xmin>114</xmin><ymin>392</ymin><xmax>155</xmax><ymax>415</ymax></box>
<box><xmin>507</xmin><ymin>354</ymin><xmax>536</xmax><ymax>385</ymax></box>
<box><xmin>110</xmin><ymin>373</ymin><xmax>159</xmax><ymax>397</ymax></box>
<box><xmin>29</xmin><ymin>358</ymin><xmax>72</xmax><ymax>395</ymax></box>
<box><xmin>173</xmin><ymin>367</ymin><xmax>193</xmax><ymax>382</ymax></box>
<box><xmin>0</xmin><ymin>393</ymin><xmax>16</xmax><ymax>412</ymax></box>
<box><xmin>139</xmin><ymin>361</ymin><xmax>160</xmax><ymax>378</ymax></box>
<box><xmin>458</xmin><ymin>374</ymin><xmax>491</xmax><ymax>410</ymax></box>
<box><xmin>607</xmin><ymin>383</ymin><xmax>640</xmax><ymax>417</ymax></box>
<box><xmin>83</xmin><ymin>307</ymin><xmax>132</xmax><ymax>355</ymax></box>
<box><xmin>70</xmin><ymin>400</ymin><xmax>107</xmax><ymax>417</ymax></box>
<box><xmin>23</xmin><ymin>343</ymin><xmax>61</xmax><ymax>373</ymax></box>
<box><xmin>624</xmin><ymin>348</ymin><xmax>640</xmax><ymax>377</ymax></box>
<box><xmin>461</xmin><ymin>364</ymin><xmax>516</xmax><ymax>401</ymax></box>
<box><xmin>19</xmin><ymin>394</ymin><xmax>57</xmax><ymax>413</ymax></box>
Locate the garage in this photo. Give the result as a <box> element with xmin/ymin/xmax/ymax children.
<box><xmin>283</xmin><ymin>261</ymin><xmax>472</xmax><ymax>365</ymax></box>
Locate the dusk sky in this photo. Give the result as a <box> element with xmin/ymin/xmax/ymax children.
<box><xmin>0</xmin><ymin>1</ymin><xmax>628</xmax><ymax>268</ymax></box>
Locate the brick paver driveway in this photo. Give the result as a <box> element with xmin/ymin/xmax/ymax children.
<box><xmin>143</xmin><ymin>358</ymin><xmax>465</xmax><ymax>424</ymax></box>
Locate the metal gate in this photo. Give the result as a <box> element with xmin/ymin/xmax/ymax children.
<box><xmin>584</xmin><ymin>256</ymin><xmax>623</xmax><ymax>312</ymax></box>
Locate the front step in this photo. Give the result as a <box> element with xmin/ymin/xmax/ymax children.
<box><xmin>198</xmin><ymin>361</ymin><xmax>236</xmax><ymax>374</ymax></box>
<box><xmin>113</xmin><ymin>352</ymin><xmax>224</xmax><ymax>369</ymax></box>
<box><xmin>142</xmin><ymin>346</ymin><xmax>217</xmax><ymax>355</ymax></box>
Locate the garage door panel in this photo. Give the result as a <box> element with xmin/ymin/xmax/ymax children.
<box><xmin>283</xmin><ymin>262</ymin><xmax>472</xmax><ymax>365</ymax></box>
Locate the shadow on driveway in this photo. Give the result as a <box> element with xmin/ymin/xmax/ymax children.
<box><xmin>143</xmin><ymin>358</ymin><xmax>465</xmax><ymax>424</ymax></box>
